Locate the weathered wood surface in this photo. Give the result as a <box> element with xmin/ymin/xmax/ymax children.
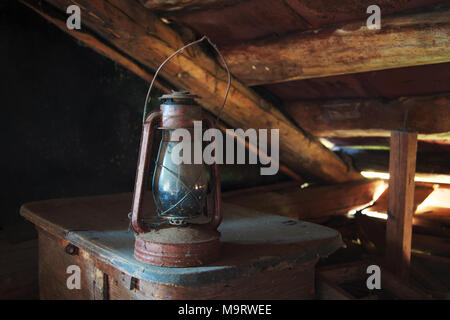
<box><xmin>139</xmin><ymin>0</ymin><xmax>241</xmax><ymax>12</ymax></box>
<box><xmin>38</xmin><ymin>228</ymin><xmax>319</xmax><ymax>299</ymax></box>
<box><xmin>385</xmin><ymin>131</ymin><xmax>418</xmax><ymax>281</ymax></box>
<box><xmin>223</xmin><ymin>179</ymin><xmax>386</xmax><ymax>222</ymax></box>
<box><xmin>221</xmin><ymin>4</ymin><xmax>450</xmax><ymax>85</ymax></box>
<box><xmin>284</xmin><ymin>94</ymin><xmax>450</xmax><ymax>139</ymax></box>
<box><xmin>355</xmin><ymin>182</ymin><xmax>450</xmax><ymax>240</ymax></box>
<box><xmin>370</xmin><ymin>183</ymin><xmax>434</xmax><ymax>214</ymax></box>
<box><xmin>20</xmin><ymin>193</ymin><xmax>342</xmax><ymax>299</ymax></box>
<box><xmin>162</xmin><ymin>0</ymin><xmax>448</xmax><ymax>46</ymax></box>
<box><xmin>265</xmin><ymin>63</ymin><xmax>450</xmax><ymax>102</ymax></box>
<box><xmin>20</xmin><ymin>0</ymin><xmax>361</xmax><ymax>183</ymax></box>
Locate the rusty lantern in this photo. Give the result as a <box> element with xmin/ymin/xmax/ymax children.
<box><xmin>129</xmin><ymin>36</ymin><xmax>230</xmax><ymax>267</ymax></box>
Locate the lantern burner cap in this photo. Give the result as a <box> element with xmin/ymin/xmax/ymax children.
<box><xmin>159</xmin><ymin>90</ymin><xmax>198</xmax><ymax>100</ymax></box>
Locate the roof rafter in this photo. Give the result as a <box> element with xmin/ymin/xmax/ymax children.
<box><xmin>221</xmin><ymin>4</ymin><xmax>450</xmax><ymax>85</ymax></box>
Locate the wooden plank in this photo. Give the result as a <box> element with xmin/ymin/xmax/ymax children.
<box><xmin>284</xmin><ymin>94</ymin><xmax>450</xmax><ymax>138</ymax></box>
<box><xmin>221</xmin><ymin>4</ymin><xmax>450</xmax><ymax>85</ymax></box>
<box><xmin>370</xmin><ymin>183</ymin><xmax>435</xmax><ymax>214</ymax></box>
<box><xmin>343</xmin><ymin>148</ymin><xmax>450</xmax><ymax>175</ymax></box>
<box><xmin>161</xmin><ymin>0</ymin><xmax>448</xmax><ymax>46</ymax></box>
<box><xmin>265</xmin><ymin>63</ymin><xmax>450</xmax><ymax>102</ymax></box>
<box><xmin>165</xmin><ymin>0</ymin><xmax>311</xmax><ymax>46</ymax></box>
<box><xmin>20</xmin><ymin>0</ymin><xmax>361</xmax><ymax>183</ymax></box>
<box><xmin>385</xmin><ymin>130</ymin><xmax>418</xmax><ymax>281</ymax></box>
<box><xmin>224</xmin><ymin>179</ymin><xmax>386</xmax><ymax>222</ymax></box>
<box><xmin>39</xmin><ymin>228</ymin><xmax>319</xmax><ymax>299</ymax></box>
<box><xmin>139</xmin><ymin>0</ymin><xmax>241</xmax><ymax>12</ymax></box>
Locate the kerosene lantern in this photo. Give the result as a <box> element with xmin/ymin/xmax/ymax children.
<box><xmin>129</xmin><ymin>36</ymin><xmax>230</xmax><ymax>267</ymax></box>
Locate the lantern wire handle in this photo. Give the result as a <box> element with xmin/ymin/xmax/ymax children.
<box><xmin>142</xmin><ymin>35</ymin><xmax>231</xmax><ymax>126</ymax></box>
<box><xmin>134</xmin><ymin>36</ymin><xmax>230</xmax><ymax>229</ymax></box>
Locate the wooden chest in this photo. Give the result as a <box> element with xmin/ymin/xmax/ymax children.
<box><xmin>20</xmin><ymin>193</ymin><xmax>342</xmax><ymax>300</ymax></box>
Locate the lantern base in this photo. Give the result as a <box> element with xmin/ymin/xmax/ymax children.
<box><xmin>134</xmin><ymin>225</ymin><xmax>221</xmax><ymax>267</ymax></box>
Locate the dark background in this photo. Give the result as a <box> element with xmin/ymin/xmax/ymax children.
<box><xmin>1</xmin><ymin>0</ymin><xmax>286</xmax><ymax>242</ymax></box>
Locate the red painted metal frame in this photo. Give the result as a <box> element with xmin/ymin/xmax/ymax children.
<box><xmin>131</xmin><ymin>111</ymin><xmax>162</xmax><ymax>234</ymax></box>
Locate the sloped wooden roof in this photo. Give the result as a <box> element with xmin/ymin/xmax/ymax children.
<box><xmin>19</xmin><ymin>0</ymin><xmax>450</xmax><ymax>182</ymax></box>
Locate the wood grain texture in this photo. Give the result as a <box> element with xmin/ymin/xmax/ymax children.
<box><xmin>167</xmin><ymin>0</ymin><xmax>311</xmax><ymax>45</ymax></box>
<box><xmin>223</xmin><ymin>179</ymin><xmax>386</xmax><ymax>222</ymax></box>
<box><xmin>20</xmin><ymin>0</ymin><xmax>361</xmax><ymax>183</ymax></box>
<box><xmin>264</xmin><ymin>63</ymin><xmax>450</xmax><ymax>101</ymax></box>
<box><xmin>22</xmin><ymin>194</ymin><xmax>342</xmax><ymax>299</ymax></box>
<box><xmin>385</xmin><ymin>130</ymin><xmax>418</xmax><ymax>281</ymax></box>
<box><xmin>164</xmin><ymin>0</ymin><xmax>447</xmax><ymax>46</ymax></box>
<box><xmin>284</xmin><ymin>94</ymin><xmax>450</xmax><ymax>138</ymax></box>
<box><xmin>38</xmin><ymin>229</ymin><xmax>318</xmax><ymax>299</ymax></box>
<box><xmin>221</xmin><ymin>4</ymin><xmax>450</xmax><ymax>85</ymax></box>
<box><xmin>139</xmin><ymin>0</ymin><xmax>242</xmax><ymax>12</ymax></box>
<box><xmin>342</xmin><ymin>148</ymin><xmax>450</xmax><ymax>174</ymax></box>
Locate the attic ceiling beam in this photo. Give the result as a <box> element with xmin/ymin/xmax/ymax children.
<box><xmin>284</xmin><ymin>93</ymin><xmax>450</xmax><ymax>140</ymax></box>
<box><xmin>139</xmin><ymin>0</ymin><xmax>241</xmax><ymax>12</ymax></box>
<box><xmin>221</xmin><ymin>5</ymin><xmax>450</xmax><ymax>86</ymax></box>
<box><xmin>21</xmin><ymin>0</ymin><xmax>361</xmax><ymax>183</ymax></box>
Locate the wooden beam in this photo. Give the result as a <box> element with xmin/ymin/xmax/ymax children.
<box><xmin>221</xmin><ymin>5</ymin><xmax>450</xmax><ymax>85</ymax></box>
<box><xmin>385</xmin><ymin>130</ymin><xmax>418</xmax><ymax>281</ymax></box>
<box><xmin>21</xmin><ymin>0</ymin><xmax>361</xmax><ymax>183</ymax></box>
<box><xmin>355</xmin><ymin>213</ymin><xmax>450</xmax><ymax>258</ymax></box>
<box><xmin>341</xmin><ymin>148</ymin><xmax>450</xmax><ymax>175</ymax></box>
<box><xmin>139</xmin><ymin>0</ymin><xmax>241</xmax><ymax>12</ymax></box>
<box><xmin>284</xmin><ymin>94</ymin><xmax>450</xmax><ymax>140</ymax></box>
<box><xmin>223</xmin><ymin>179</ymin><xmax>387</xmax><ymax>222</ymax></box>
